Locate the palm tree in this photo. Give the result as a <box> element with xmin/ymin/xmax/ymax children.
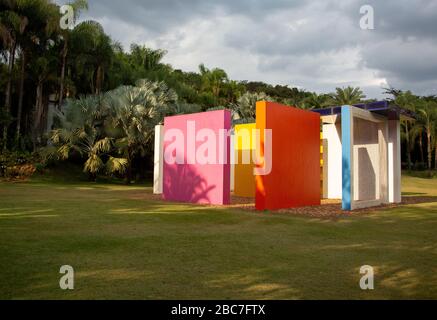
<box><xmin>15</xmin><ymin>0</ymin><xmax>57</xmax><ymax>145</ymax></box>
<box><xmin>47</xmin><ymin>79</ymin><xmax>178</xmax><ymax>181</ymax></box>
<box><xmin>434</xmin><ymin>116</ymin><xmax>437</xmax><ymax>170</ymax></box>
<box><xmin>48</xmin><ymin>95</ymin><xmax>126</xmax><ymax>180</ymax></box>
<box><xmin>330</xmin><ymin>86</ymin><xmax>366</xmax><ymax>105</ymax></box>
<box><xmin>394</xmin><ymin>91</ymin><xmax>420</xmax><ymax>170</ymax></box>
<box><xmin>417</xmin><ymin>100</ymin><xmax>437</xmax><ymax>171</ymax></box>
<box><xmin>105</xmin><ymin>79</ymin><xmax>178</xmax><ymax>183</ymax></box>
<box><xmin>410</xmin><ymin>123</ymin><xmax>425</xmax><ymax>165</ymax></box>
<box><xmin>58</xmin><ymin>0</ymin><xmax>88</xmax><ymax>109</ymax></box>
<box><xmin>31</xmin><ymin>47</ymin><xmax>59</xmax><ymax>145</ymax></box>
<box><xmin>302</xmin><ymin>92</ymin><xmax>332</xmax><ymax>109</ymax></box>
<box><xmin>51</xmin><ymin>125</ymin><xmax>126</xmax><ymax>179</ymax></box>
<box><xmin>0</xmin><ymin>1</ymin><xmax>27</xmax><ymax>149</ymax></box>
<box><xmin>70</xmin><ymin>20</ymin><xmax>113</xmax><ymax>94</ymax></box>
<box><xmin>129</xmin><ymin>44</ymin><xmax>167</xmax><ymax>71</ymax></box>
<box><xmin>230</xmin><ymin>91</ymin><xmax>273</xmax><ymax>123</ymax></box>
<box><xmin>0</xmin><ymin>0</ymin><xmax>61</xmax><ymax>148</ymax></box>
<box><xmin>223</xmin><ymin>80</ymin><xmax>244</xmax><ymax>104</ymax></box>
<box><xmin>15</xmin><ymin>23</ymin><xmax>28</xmax><ymax>145</ymax></box>
<box><xmin>199</xmin><ymin>63</ymin><xmax>228</xmax><ymax>99</ymax></box>
<box><xmin>172</xmin><ymin>102</ymin><xmax>202</xmax><ymax>115</ymax></box>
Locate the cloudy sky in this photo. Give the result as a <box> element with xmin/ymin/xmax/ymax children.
<box><xmin>58</xmin><ymin>0</ymin><xmax>437</xmax><ymax>99</ymax></box>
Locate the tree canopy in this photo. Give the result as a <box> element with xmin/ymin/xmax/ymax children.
<box><xmin>1</xmin><ymin>0</ymin><xmax>436</xmax><ymax>181</ymax></box>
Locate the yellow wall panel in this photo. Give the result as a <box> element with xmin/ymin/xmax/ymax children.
<box><xmin>234</xmin><ymin>123</ymin><xmax>256</xmax><ymax>197</ymax></box>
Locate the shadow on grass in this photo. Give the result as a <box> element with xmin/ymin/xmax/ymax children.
<box><xmin>402</xmin><ymin>192</ymin><xmax>427</xmax><ymax>196</ymax></box>
<box><xmin>6</xmin><ymin>214</ymin><xmax>437</xmax><ymax>299</ymax></box>
<box><xmin>402</xmin><ymin>196</ymin><xmax>437</xmax><ymax>205</ymax></box>
<box><xmin>403</xmin><ymin>170</ymin><xmax>437</xmax><ymax>179</ymax></box>
<box><xmin>1</xmin><ymin>178</ymin><xmax>437</xmax><ymax>299</ymax></box>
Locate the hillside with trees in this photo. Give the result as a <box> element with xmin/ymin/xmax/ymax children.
<box><xmin>1</xmin><ymin>0</ymin><xmax>436</xmax><ymax>182</ymax></box>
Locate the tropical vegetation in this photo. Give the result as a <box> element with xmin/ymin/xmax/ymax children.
<box><xmin>1</xmin><ymin>0</ymin><xmax>437</xmax><ymax>182</ymax></box>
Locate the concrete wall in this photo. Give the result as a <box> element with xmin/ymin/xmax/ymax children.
<box><xmin>353</xmin><ymin>118</ymin><xmax>379</xmax><ymax>201</ymax></box>
<box><xmin>342</xmin><ymin>105</ymin><xmax>389</xmax><ymax>210</ymax></box>
<box><xmin>153</xmin><ymin>125</ymin><xmax>164</xmax><ymax>194</ymax></box>
<box><xmin>378</xmin><ymin>121</ymin><xmax>389</xmax><ymax>204</ymax></box>
<box><xmin>388</xmin><ymin>120</ymin><xmax>402</xmax><ymax>203</ymax></box>
<box><xmin>322</xmin><ymin>123</ymin><xmax>343</xmax><ymax>199</ymax></box>
<box><xmin>230</xmin><ymin>133</ymin><xmax>235</xmax><ymax>192</ymax></box>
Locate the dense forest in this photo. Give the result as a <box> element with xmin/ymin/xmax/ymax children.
<box><xmin>1</xmin><ymin>0</ymin><xmax>436</xmax><ymax>181</ymax></box>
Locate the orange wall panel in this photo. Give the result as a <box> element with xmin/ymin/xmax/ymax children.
<box><xmin>255</xmin><ymin>101</ymin><xmax>321</xmax><ymax>210</ymax></box>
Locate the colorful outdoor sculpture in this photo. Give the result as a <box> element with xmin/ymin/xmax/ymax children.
<box><xmin>152</xmin><ymin>100</ymin><xmax>408</xmax><ymax>211</ymax></box>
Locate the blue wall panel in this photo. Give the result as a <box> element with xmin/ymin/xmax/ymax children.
<box><xmin>342</xmin><ymin>106</ymin><xmax>352</xmax><ymax>210</ymax></box>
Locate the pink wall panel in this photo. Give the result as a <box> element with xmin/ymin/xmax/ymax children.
<box><xmin>163</xmin><ymin>110</ymin><xmax>231</xmax><ymax>205</ymax></box>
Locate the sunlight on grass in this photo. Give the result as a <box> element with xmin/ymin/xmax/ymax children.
<box><xmin>0</xmin><ymin>209</ymin><xmax>55</xmax><ymax>216</ymax></box>
<box><xmin>77</xmin><ymin>269</ymin><xmax>153</xmax><ymax>281</ymax></box>
<box><xmin>378</xmin><ymin>265</ymin><xmax>422</xmax><ymax>297</ymax></box>
<box><xmin>0</xmin><ymin>215</ymin><xmax>60</xmax><ymax>220</ymax></box>
<box><xmin>1</xmin><ymin>173</ymin><xmax>437</xmax><ymax>299</ymax></box>
<box><xmin>207</xmin><ymin>273</ymin><xmax>302</xmax><ymax>299</ymax></box>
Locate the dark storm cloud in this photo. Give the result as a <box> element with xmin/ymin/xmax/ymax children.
<box><xmin>58</xmin><ymin>0</ymin><xmax>437</xmax><ymax>97</ymax></box>
<box><xmin>86</xmin><ymin>0</ymin><xmax>306</xmax><ymax>33</ymax></box>
<box><xmin>346</xmin><ymin>0</ymin><xmax>437</xmax><ymax>40</ymax></box>
<box><xmin>356</xmin><ymin>0</ymin><xmax>437</xmax><ymax>93</ymax></box>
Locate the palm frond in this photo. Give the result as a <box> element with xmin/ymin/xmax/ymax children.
<box><xmin>106</xmin><ymin>156</ymin><xmax>128</xmax><ymax>174</ymax></box>
<box><xmin>93</xmin><ymin>137</ymin><xmax>112</xmax><ymax>154</ymax></box>
<box><xmin>84</xmin><ymin>153</ymin><xmax>104</xmax><ymax>174</ymax></box>
<box><xmin>57</xmin><ymin>145</ymin><xmax>71</xmax><ymax>160</ymax></box>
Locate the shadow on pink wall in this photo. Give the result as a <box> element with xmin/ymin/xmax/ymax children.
<box><xmin>163</xmin><ymin>161</ymin><xmax>217</xmax><ymax>204</ymax></box>
<box><xmin>162</xmin><ymin>110</ymin><xmax>231</xmax><ymax>205</ymax></box>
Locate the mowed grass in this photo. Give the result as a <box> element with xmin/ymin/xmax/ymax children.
<box><xmin>0</xmin><ymin>174</ymin><xmax>437</xmax><ymax>300</ymax></box>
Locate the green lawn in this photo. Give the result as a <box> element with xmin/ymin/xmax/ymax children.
<box><xmin>1</xmin><ymin>174</ymin><xmax>437</xmax><ymax>300</ymax></box>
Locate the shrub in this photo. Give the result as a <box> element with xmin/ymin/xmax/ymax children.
<box><xmin>0</xmin><ymin>151</ymin><xmax>41</xmax><ymax>180</ymax></box>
